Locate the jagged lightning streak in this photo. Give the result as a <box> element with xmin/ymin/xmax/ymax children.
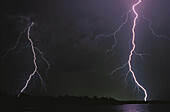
<box><xmin>1</xmin><ymin>21</ymin><xmax>51</xmax><ymax>96</ymax></box>
<box><xmin>18</xmin><ymin>22</ymin><xmax>37</xmax><ymax>96</ymax></box>
<box><xmin>95</xmin><ymin>0</ymin><xmax>169</xmax><ymax>101</ymax></box>
<box><xmin>94</xmin><ymin>0</ymin><xmax>148</xmax><ymax>101</ymax></box>
<box><xmin>17</xmin><ymin>22</ymin><xmax>46</xmax><ymax>97</ymax></box>
<box><xmin>128</xmin><ymin>0</ymin><xmax>147</xmax><ymax>101</ymax></box>
<box><xmin>108</xmin><ymin>0</ymin><xmax>148</xmax><ymax>101</ymax></box>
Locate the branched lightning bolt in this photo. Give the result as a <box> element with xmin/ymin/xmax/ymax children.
<box><xmin>107</xmin><ymin>0</ymin><xmax>148</xmax><ymax>101</ymax></box>
<box><xmin>128</xmin><ymin>0</ymin><xmax>147</xmax><ymax>101</ymax></box>
<box><xmin>17</xmin><ymin>22</ymin><xmax>51</xmax><ymax>96</ymax></box>
<box><xmin>111</xmin><ymin>0</ymin><xmax>148</xmax><ymax>101</ymax></box>
<box><xmin>1</xmin><ymin>21</ymin><xmax>50</xmax><ymax>97</ymax></box>
<box><xmin>18</xmin><ymin>22</ymin><xmax>39</xmax><ymax>96</ymax></box>
<box><xmin>110</xmin><ymin>0</ymin><xmax>169</xmax><ymax>101</ymax></box>
<box><xmin>95</xmin><ymin>0</ymin><xmax>169</xmax><ymax>101</ymax></box>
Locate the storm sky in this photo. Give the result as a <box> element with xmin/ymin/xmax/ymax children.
<box><xmin>0</xmin><ymin>0</ymin><xmax>170</xmax><ymax>101</ymax></box>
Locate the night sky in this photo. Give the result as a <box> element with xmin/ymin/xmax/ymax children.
<box><xmin>0</xmin><ymin>0</ymin><xmax>170</xmax><ymax>101</ymax></box>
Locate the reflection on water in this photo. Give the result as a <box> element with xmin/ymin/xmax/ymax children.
<box><xmin>18</xmin><ymin>104</ymin><xmax>170</xmax><ymax>112</ymax></box>
<box><xmin>116</xmin><ymin>104</ymin><xmax>149</xmax><ymax>112</ymax></box>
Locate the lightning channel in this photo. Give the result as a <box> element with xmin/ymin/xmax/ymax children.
<box><xmin>18</xmin><ymin>21</ymin><xmax>50</xmax><ymax>96</ymax></box>
<box><xmin>1</xmin><ymin>21</ymin><xmax>51</xmax><ymax>96</ymax></box>
<box><xmin>18</xmin><ymin>22</ymin><xmax>38</xmax><ymax>96</ymax></box>
<box><xmin>109</xmin><ymin>0</ymin><xmax>148</xmax><ymax>101</ymax></box>
<box><xmin>128</xmin><ymin>0</ymin><xmax>147</xmax><ymax>101</ymax></box>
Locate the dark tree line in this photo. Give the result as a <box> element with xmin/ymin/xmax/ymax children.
<box><xmin>0</xmin><ymin>91</ymin><xmax>169</xmax><ymax>109</ymax></box>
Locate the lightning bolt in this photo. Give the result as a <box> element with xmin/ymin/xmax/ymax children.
<box><xmin>111</xmin><ymin>0</ymin><xmax>148</xmax><ymax>101</ymax></box>
<box><xmin>18</xmin><ymin>22</ymin><xmax>38</xmax><ymax>96</ymax></box>
<box><xmin>95</xmin><ymin>0</ymin><xmax>169</xmax><ymax>101</ymax></box>
<box><xmin>1</xmin><ymin>21</ymin><xmax>50</xmax><ymax>97</ymax></box>
<box><xmin>105</xmin><ymin>0</ymin><xmax>148</xmax><ymax>101</ymax></box>
<box><xmin>94</xmin><ymin>0</ymin><xmax>148</xmax><ymax>100</ymax></box>
<box><xmin>128</xmin><ymin>0</ymin><xmax>147</xmax><ymax>101</ymax></box>
<box><xmin>127</xmin><ymin>0</ymin><xmax>169</xmax><ymax>101</ymax></box>
<box><xmin>109</xmin><ymin>0</ymin><xmax>169</xmax><ymax>101</ymax></box>
<box><xmin>18</xmin><ymin>22</ymin><xmax>50</xmax><ymax>96</ymax></box>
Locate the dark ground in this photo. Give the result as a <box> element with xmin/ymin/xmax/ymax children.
<box><xmin>1</xmin><ymin>92</ymin><xmax>170</xmax><ymax>112</ymax></box>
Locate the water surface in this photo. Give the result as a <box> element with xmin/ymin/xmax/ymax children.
<box><xmin>19</xmin><ymin>104</ymin><xmax>170</xmax><ymax>112</ymax></box>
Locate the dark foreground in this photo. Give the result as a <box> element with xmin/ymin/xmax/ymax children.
<box><xmin>1</xmin><ymin>104</ymin><xmax>169</xmax><ymax>112</ymax></box>
<box><xmin>1</xmin><ymin>92</ymin><xmax>170</xmax><ymax>112</ymax></box>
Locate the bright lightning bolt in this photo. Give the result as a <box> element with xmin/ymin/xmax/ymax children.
<box><xmin>128</xmin><ymin>0</ymin><xmax>147</xmax><ymax>101</ymax></box>
<box><xmin>17</xmin><ymin>21</ymin><xmax>50</xmax><ymax>97</ymax></box>
<box><xmin>1</xmin><ymin>21</ymin><xmax>50</xmax><ymax>97</ymax></box>
<box><xmin>94</xmin><ymin>0</ymin><xmax>148</xmax><ymax>100</ymax></box>
<box><xmin>18</xmin><ymin>22</ymin><xmax>38</xmax><ymax>96</ymax></box>
<box><xmin>106</xmin><ymin>0</ymin><xmax>149</xmax><ymax>101</ymax></box>
<box><xmin>109</xmin><ymin>0</ymin><xmax>169</xmax><ymax>101</ymax></box>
